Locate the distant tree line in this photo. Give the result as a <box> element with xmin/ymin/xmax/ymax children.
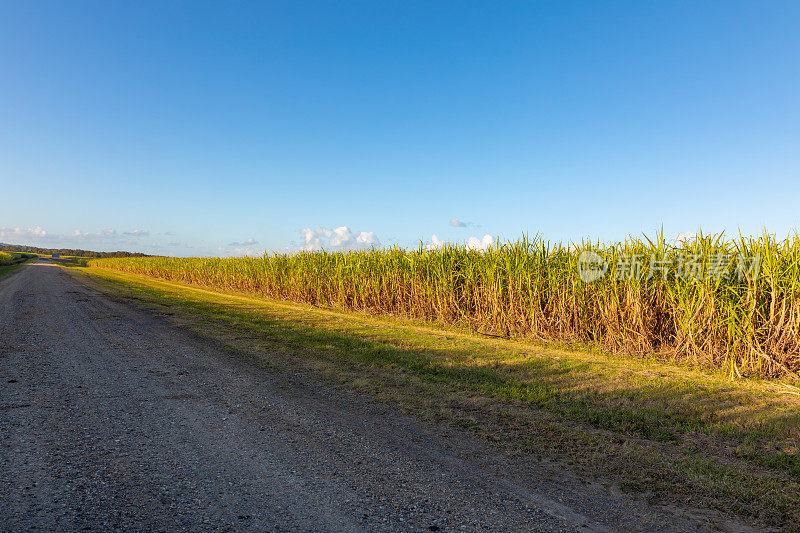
<box><xmin>0</xmin><ymin>243</ymin><xmax>151</xmax><ymax>258</ymax></box>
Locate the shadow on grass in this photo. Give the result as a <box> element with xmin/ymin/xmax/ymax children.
<box><xmin>148</xmin><ymin>284</ymin><xmax>800</xmax><ymax>478</ymax></box>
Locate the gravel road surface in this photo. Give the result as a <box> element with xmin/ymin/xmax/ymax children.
<box><xmin>0</xmin><ymin>261</ymin><xmax>751</xmax><ymax>532</ymax></box>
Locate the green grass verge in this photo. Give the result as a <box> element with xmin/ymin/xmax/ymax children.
<box><xmin>0</xmin><ymin>263</ymin><xmax>25</xmax><ymax>279</ymax></box>
<box><xmin>71</xmin><ymin>265</ymin><xmax>800</xmax><ymax>530</ymax></box>
<box><xmin>0</xmin><ymin>253</ymin><xmax>36</xmax><ymax>279</ymax></box>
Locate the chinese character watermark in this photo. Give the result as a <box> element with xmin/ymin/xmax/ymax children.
<box><xmin>577</xmin><ymin>252</ymin><xmax>761</xmax><ymax>283</ymax></box>
<box><xmin>577</xmin><ymin>251</ymin><xmax>608</xmax><ymax>283</ymax></box>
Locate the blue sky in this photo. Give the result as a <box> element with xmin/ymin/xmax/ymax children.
<box><xmin>1</xmin><ymin>1</ymin><xmax>799</xmax><ymax>256</ymax></box>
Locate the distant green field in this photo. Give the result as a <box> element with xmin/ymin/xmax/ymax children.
<box><xmin>0</xmin><ymin>251</ymin><xmax>35</xmax><ymax>278</ymax></box>
<box><xmin>0</xmin><ymin>251</ymin><xmax>35</xmax><ymax>265</ymax></box>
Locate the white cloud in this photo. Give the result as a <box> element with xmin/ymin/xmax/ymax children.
<box><xmin>301</xmin><ymin>227</ymin><xmax>326</xmax><ymax>251</ymax></box>
<box><xmin>0</xmin><ymin>226</ymin><xmax>48</xmax><ymax>241</ymax></box>
<box><xmin>300</xmin><ymin>226</ymin><xmax>380</xmax><ymax>251</ymax></box>
<box><xmin>221</xmin><ymin>246</ymin><xmax>266</xmax><ymax>257</ymax></box>
<box><xmin>0</xmin><ymin>224</ymin><xmax>164</xmax><ymax>251</ymax></box>
<box><xmin>468</xmin><ymin>234</ymin><xmax>495</xmax><ymax>251</ymax></box>
<box><xmin>449</xmin><ymin>218</ymin><xmax>467</xmax><ymax>228</ymax></box>
<box><xmin>0</xmin><ymin>225</ymin><xmax>127</xmax><ymax>243</ymax></box>
<box><xmin>425</xmin><ymin>234</ymin><xmax>446</xmax><ymax>251</ymax></box>
<box><xmin>0</xmin><ymin>224</ymin><xmax>183</xmax><ymax>256</ymax></box>
<box><xmin>424</xmin><ymin>233</ymin><xmax>494</xmax><ymax>252</ymax></box>
<box><xmin>72</xmin><ymin>228</ymin><xmax>127</xmax><ymax>239</ymax></box>
<box><xmin>228</xmin><ymin>237</ymin><xmax>259</xmax><ymax>247</ymax></box>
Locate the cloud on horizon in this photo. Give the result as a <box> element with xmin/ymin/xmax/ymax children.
<box><xmin>425</xmin><ymin>234</ymin><xmax>446</xmax><ymax>250</ymax></box>
<box><xmin>0</xmin><ymin>225</ymin><xmax>154</xmax><ymax>249</ymax></box>
<box><xmin>300</xmin><ymin>226</ymin><xmax>380</xmax><ymax>252</ymax></box>
<box><xmin>220</xmin><ymin>246</ymin><xmax>266</xmax><ymax>257</ymax></box>
<box><xmin>0</xmin><ymin>226</ymin><xmax>49</xmax><ymax>241</ymax></box>
<box><xmin>72</xmin><ymin>228</ymin><xmax>119</xmax><ymax>238</ymax></box>
<box><xmin>449</xmin><ymin>218</ymin><xmax>468</xmax><ymax>228</ymax></box>
<box><xmin>468</xmin><ymin>234</ymin><xmax>495</xmax><ymax>251</ymax></box>
<box><xmin>425</xmin><ymin>233</ymin><xmax>495</xmax><ymax>251</ymax></box>
<box><xmin>228</xmin><ymin>237</ymin><xmax>259</xmax><ymax>247</ymax></box>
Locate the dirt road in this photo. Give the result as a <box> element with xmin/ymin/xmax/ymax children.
<box><xmin>0</xmin><ymin>261</ymin><xmax>749</xmax><ymax>531</ymax></box>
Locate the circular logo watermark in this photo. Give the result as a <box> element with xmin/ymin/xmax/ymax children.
<box><xmin>577</xmin><ymin>251</ymin><xmax>608</xmax><ymax>283</ymax></box>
